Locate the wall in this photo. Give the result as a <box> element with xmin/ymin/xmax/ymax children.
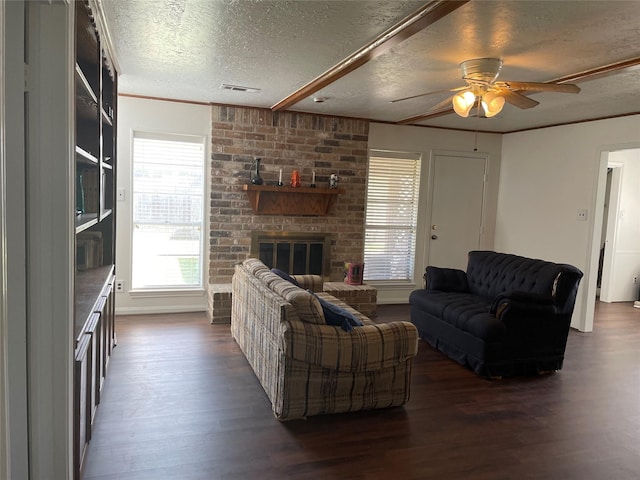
<box><xmin>368</xmin><ymin>123</ymin><xmax>503</xmax><ymax>303</ymax></box>
<box><xmin>497</xmin><ymin>114</ymin><xmax>640</xmax><ymax>331</ymax></box>
<box><xmin>603</xmin><ymin>148</ymin><xmax>640</xmax><ymax>301</ymax></box>
<box><xmin>115</xmin><ymin>96</ymin><xmax>211</xmax><ymax>314</ymax></box>
<box><xmin>209</xmin><ymin>105</ymin><xmax>369</xmax><ymax>284</ymax></box>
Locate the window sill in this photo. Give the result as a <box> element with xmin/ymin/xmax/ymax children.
<box><xmin>127</xmin><ymin>288</ymin><xmax>206</xmax><ymax>299</ymax></box>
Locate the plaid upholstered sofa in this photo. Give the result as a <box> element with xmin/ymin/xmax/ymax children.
<box><xmin>231</xmin><ymin>258</ymin><xmax>419</xmax><ymax>420</ymax></box>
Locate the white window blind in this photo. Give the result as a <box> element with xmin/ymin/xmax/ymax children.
<box><xmin>364</xmin><ymin>152</ymin><xmax>421</xmax><ymax>282</ymax></box>
<box><xmin>131</xmin><ymin>132</ymin><xmax>205</xmax><ymax>289</ymax></box>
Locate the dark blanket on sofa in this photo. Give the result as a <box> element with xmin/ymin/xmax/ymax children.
<box><xmin>409</xmin><ymin>251</ymin><xmax>583</xmax><ymax>377</ymax></box>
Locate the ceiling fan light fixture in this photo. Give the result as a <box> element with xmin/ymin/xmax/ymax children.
<box><xmin>481</xmin><ymin>91</ymin><xmax>505</xmax><ymax>117</ymax></box>
<box><xmin>452</xmin><ymin>90</ymin><xmax>476</xmax><ymax>117</ymax></box>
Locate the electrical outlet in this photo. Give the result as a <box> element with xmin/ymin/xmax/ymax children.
<box><xmin>576</xmin><ymin>209</ymin><xmax>588</xmax><ymax>221</ymax></box>
<box><xmin>115</xmin><ymin>280</ymin><xmax>124</xmax><ymax>292</ymax></box>
<box><xmin>634</xmin><ymin>276</ymin><xmax>638</xmax><ymax>284</ymax></box>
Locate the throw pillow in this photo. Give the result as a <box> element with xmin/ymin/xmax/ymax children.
<box><xmin>310</xmin><ymin>291</ymin><xmax>363</xmax><ymax>332</ymax></box>
<box><xmin>270</xmin><ymin>268</ymin><xmax>302</xmax><ymax>287</ymax></box>
<box><xmin>425</xmin><ymin>266</ymin><xmax>469</xmax><ymax>293</ymax></box>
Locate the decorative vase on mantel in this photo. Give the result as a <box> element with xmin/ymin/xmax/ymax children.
<box><xmin>290</xmin><ymin>170</ymin><xmax>301</xmax><ymax>188</ymax></box>
<box><xmin>251</xmin><ymin>158</ymin><xmax>263</xmax><ymax>185</ymax></box>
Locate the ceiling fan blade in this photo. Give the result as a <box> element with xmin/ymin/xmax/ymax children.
<box><xmin>390</xmin><ymin>86</ymin><xmax>466</xmax><ymax>103</ymax></box>
<box><xmin>428</xmin><ymin>93</ymin><xmax>459</xmax><ymax>112</ymax></box>
<box><xmin>497</xmin><ymin>81</ymin><xmax>581</xmax><ymax>94</ymax></box>
<box><xmin>396</xmin><ymin>93</ymin><xmax>458</xmax><ymax>124</ymax></box>
<box><xmin>499</xmin><ymin>89</ymin><xmax>540</xmax><ymax>109</ymax></box>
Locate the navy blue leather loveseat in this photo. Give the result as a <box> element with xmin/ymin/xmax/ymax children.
<box><xmin>409</xmin><ymin>251</ymin><xmax>583</xmax><ymax>377</ymax></box>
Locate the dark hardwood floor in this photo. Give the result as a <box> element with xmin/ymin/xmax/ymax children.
<box><xmin>83</xmin><ymin>302</ymin><xmax>640</xmax><ymax>480</ymax></box>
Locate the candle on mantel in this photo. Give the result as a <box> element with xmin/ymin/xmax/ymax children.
<box><xmin>278</xmin><ymin>168</ymin><xmax>283</xmax><ymax>185</ymax></box>
<box><xmin>312</xmin><ymin>171</ymin><xmax>316</xmax><ymax>185</ymax></box>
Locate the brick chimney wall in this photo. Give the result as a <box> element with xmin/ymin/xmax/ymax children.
<box><xmin>209</xmin><ymin>105</ymin><xmax>370</xmax><ymax>284</ymax></box>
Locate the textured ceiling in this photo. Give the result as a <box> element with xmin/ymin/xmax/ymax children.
<box><xmin>100</xmin><ymin>0</ymin><xmax>640</xmax><ymax>132</ymax></box>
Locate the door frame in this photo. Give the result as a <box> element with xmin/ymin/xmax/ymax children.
<box><xmin>0</xmin><ymin>0</ymin><xmax>9</xmax><ymax>475</ymax></box>
<box><xmin>584</xmin><ymin>143</ymin><xmax>640</xmax><ymax>332</ymax></box>
<box><xmin>423</xmin><ymin>150</ymin><xmax>488</xmax><ymax>271</ymax></box>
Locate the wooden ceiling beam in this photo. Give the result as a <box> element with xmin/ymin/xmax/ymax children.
<box><xmin>271</xmin><ymin>0</ymin><xmax>470</xmax><ymax>112</ymax></box>
<box><xmin>397</xmin><ymin>56</ymin><xmax>640</xmax><ymax>125</ymax></box>
<box><xmin>550</xmin><ymin>56</ymin><xmax>640</xmax><ymax>84</ymax></box>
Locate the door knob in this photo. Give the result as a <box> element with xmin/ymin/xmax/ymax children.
<box><xmin>431</xmin><ymin>235</ymin><xmax>438</xmax><ymax>240</ymax></box>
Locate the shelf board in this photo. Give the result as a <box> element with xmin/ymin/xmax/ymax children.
<box><xmin>75</xmin><ymin>63</ymin><xmax>98</xmax><ymax>104</ymax></box>
<box><xmin>99</xmin><ymin>208</ymin><xmax>113</xmax><ymax>222</ymax></box>
<box><xmin>243</xmin><ymin>184</ymin><xmax>345</xmax><ymax>216</ymax></box>
<box><xmin>101</xmin><ymin>107</ymin><xmax>113</xmax><ymax>126</ymax></box>
<box><xmin>76</xmin><ymin>145</ymin><xmax>99</xmax><ymax>165</ymax></box>
<box><xmin>75</xmin><ymin>213</ymin><xmax>99</xmax><ymax>233</ymax></box>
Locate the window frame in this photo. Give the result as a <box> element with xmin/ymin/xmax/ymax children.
<box><xmin>364</xmin><ymin>150</ymin><xmax>422</xmax><ymax>285</ymax></box>
<box><xmin>129</xmin><ymin>130</ymin><xmax>207</xmax><ymax>292</ymax></box>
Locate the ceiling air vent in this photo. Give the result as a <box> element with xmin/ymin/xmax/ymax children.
<box><xmin>220</xmin><ymin>84</ymin><xmax>260</xmax><ymax>93</ymax></box>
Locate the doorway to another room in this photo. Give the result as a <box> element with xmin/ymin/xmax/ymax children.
<box><xmin>591</xmin><ymin>146</ymin><xmax>640</xmax><ymax>321</ymax></box>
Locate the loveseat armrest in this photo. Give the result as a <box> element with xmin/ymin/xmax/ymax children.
<box><xmin>424</xmin><ymin>266</ymin><xmax>469</xmax><ymax>292</ymax></box>
<box><xmin>490</xmin><ymin>290</ymin><xmax>554</xmax><ymax>314</ymax></box>
<box><xmin>281</xmin><ymin>321</ymin><xmax>419</xmax><ymax>373</ymax></box>
<box><xmin>490</xmin><ymin>290</ymin><xmax>558</xmax><ymax>324</ymax></box>
<box><xmin>290</xmin><ymin>274</ymin><xmax>324</xmax><ymax>293</ymax></box>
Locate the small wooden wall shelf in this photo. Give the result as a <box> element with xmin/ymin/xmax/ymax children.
<box><xmin>243</xmin><ymin>184</ymin><xmax>345</xmax><ymax>216</ymax></box>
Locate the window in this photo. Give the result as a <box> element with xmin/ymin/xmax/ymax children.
<box><xmin>131</xmin><ymin>132</ymin><xmax>205</xmax><ymax>289</ymax></box>
<box><xmin>364</xmin><ymin>151</ymin><xmax>421</xmax><ymax>282</ymax></box>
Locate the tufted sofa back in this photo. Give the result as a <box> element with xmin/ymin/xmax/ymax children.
<box><xmin>466</xmin><ymin>251</ymin><xmax>583</xmax><ymax>314</ymax></box>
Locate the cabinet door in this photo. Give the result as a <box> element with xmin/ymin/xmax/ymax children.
<box><xmin>74</xmin><ymin>334</ymin><xmax>91</xmax><ymax>480</ymax></box>
<box><xmin>85</xmin><ymin>312</ymin><xmax>101</xmax><ymax>426</ymax></box>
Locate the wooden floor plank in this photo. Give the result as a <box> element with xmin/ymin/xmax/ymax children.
<box><xmin>83</xmin><ymin>303</ymin><xmax>640</xmax><ymax>480</ymax></box>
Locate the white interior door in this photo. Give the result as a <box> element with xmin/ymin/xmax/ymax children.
<box><xmin>599</xmin><ymin>163</ymin><xmax>622</xmax><ymax>302</ymax></box>
<box><xmin>427</xmin><ymin>154</ymin><xmax>486</xmax><ymax>270</ymax></box>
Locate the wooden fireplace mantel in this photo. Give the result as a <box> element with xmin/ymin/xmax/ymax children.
<box><xmin>243</xmin><ymin>184</ymin><xmax>345</xmax><ymax>216</ymax></box>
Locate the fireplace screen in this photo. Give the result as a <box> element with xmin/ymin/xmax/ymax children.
<box><xmin>251</xmin><ymin>232</ymin><xmax>331</xmax><ymax>277</ymax></box>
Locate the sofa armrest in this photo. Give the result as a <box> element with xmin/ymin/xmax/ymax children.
<box><xmin>290</xmin><ymin>274</ymin><xmax>324</xmax><ymax>293</ymax></box>
<box><xmin>281</xmin><ymin>321</ymin><xmax>419</xmax><ymax>373</ymax></box>
<box><xmin>490</xmin><ymin>291</ymin><xmax>558</xmax><ymax>324</ymax></box>
<box><xmin>490</xmin><ymin>290</ymin><xmax>554</xmax><ymax>315</ymax></box>
<box><xmin>424</xmin><ymin>266</ymin><xmax>469</xmax><ymax>292</ymax></box>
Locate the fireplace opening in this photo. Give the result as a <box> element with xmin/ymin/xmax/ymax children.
<box><xmin>251</xmin><ymin>231</ymin><xmax>331</xmax><ymax>278</ymax></box>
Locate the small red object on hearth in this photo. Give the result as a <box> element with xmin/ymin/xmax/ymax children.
<box><xmin>344</xmin><ymin>262</ymin><xmax>364</xmax><ymax>285</ymax></box>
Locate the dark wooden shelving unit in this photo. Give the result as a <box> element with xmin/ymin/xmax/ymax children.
<box><xmin>73</xmin><ymin>1</ymin><xmax>118</xmax><ymax>478</ymax></box>
<box><xmin>243</xmin><ymin>184</ymin><xmax>345</xmax><ymax>216</ymax></box>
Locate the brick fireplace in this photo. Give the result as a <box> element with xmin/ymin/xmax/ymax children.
<box><xmin>208</xmin><ymin>105</ymin><xmax>370</xmax><ymax>285</ymax></box>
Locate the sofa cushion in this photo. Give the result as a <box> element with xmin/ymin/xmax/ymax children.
<box><xmin>271</xmin><ymin>268</ymin><xmax>302</xmax><ymax>287</ymax></box>
<box><xmin>290</xmin><ymin>274</ymin><xmax>324</xmax><ymax>292</ymax></box>
<box><xmin>243</xmin><ymin>258</ymin><xmax>270</xmax><ymax>275</ymax></box>
<box><xmin>409</xmin><ymin>289</ymin><xmax>506</xmax><ymax>342</ymax></box>
<box><xmin>466</xmin><ymin>251</ymin><xmax>565</xmax><ymax>300</ymax></box>
<box><xmin>270</xmin><ymin>279</ymin><xmax>325</xmax><ymax>324</ymax></box>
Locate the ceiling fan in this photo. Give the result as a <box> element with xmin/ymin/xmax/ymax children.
<box><xmin>391</xmin><ymin>58</ymin><xmax>581</xmax><ymax>119</ymax></box>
